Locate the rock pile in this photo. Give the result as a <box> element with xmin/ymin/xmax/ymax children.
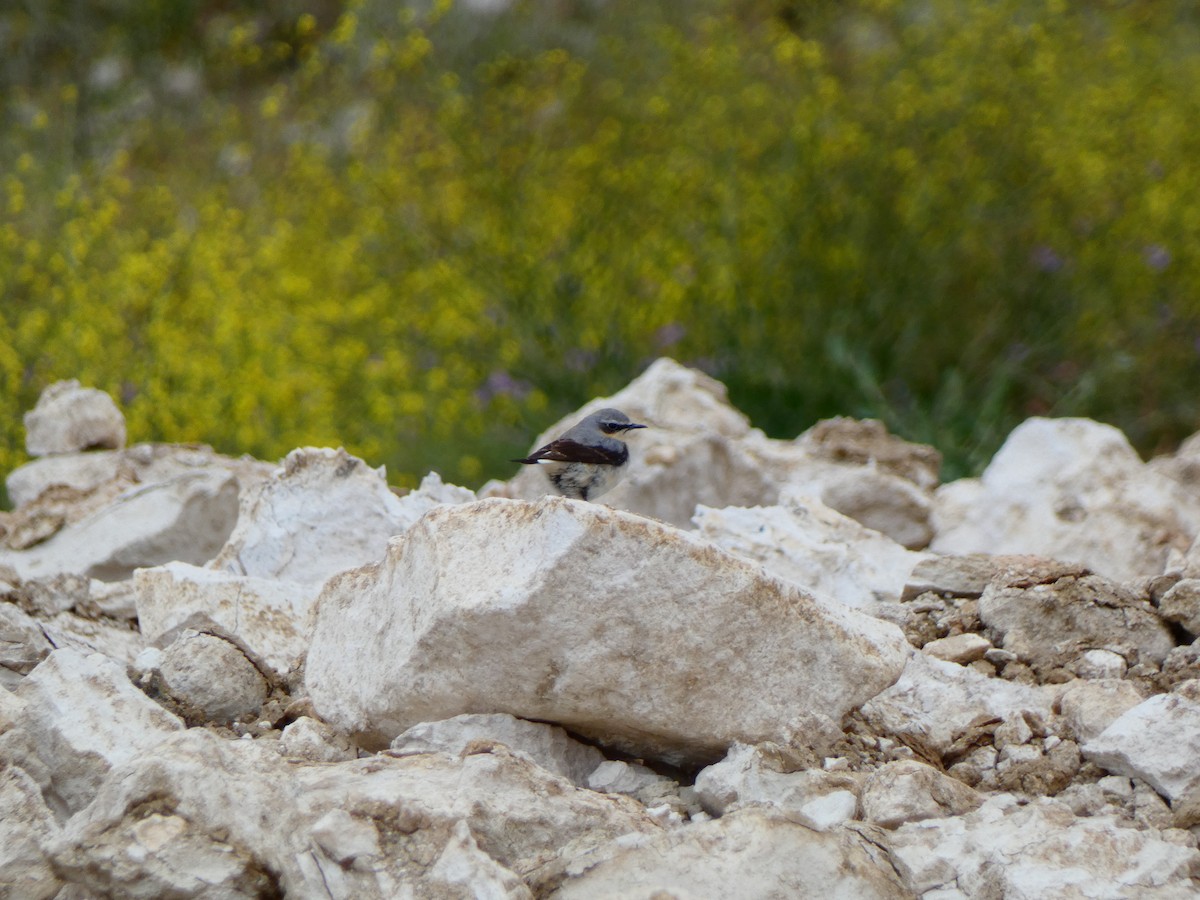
<box><xmin>2</xmin><ymin>362</ymin><xmax>1200</xmax><ymax>897</ymax></box>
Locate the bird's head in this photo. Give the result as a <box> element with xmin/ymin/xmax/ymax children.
<box><xmin>592</xmin><ymin>408</ymin><xmax>647</xmax><ymax>436</ymax></box>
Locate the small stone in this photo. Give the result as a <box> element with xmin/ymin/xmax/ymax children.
<box><xmin>24</xmin><ymin>380</ymin><xmax>126</xmax><ymax>456</ymax></box>
<box><xmin>1071</xmin><ymin>649</ymin><xmax>1128</xmax><ymax>680</ymax></box>
<box><xmin>278</xmin><ymin>717</ymin><xmax>356</xmax><ymax>763</ymax></box>
<box><xmin>1158</xmin><ymin>580</ymin><xmax>1200</xmax><ymax>636</ymax></box>
<box><xmin>157</xmin><ymin>631</ymin><xmax>269</xmax><ymax>725</ymax></box>
<box><xmin>922</xmin><ymin>633</ymin><xmax>992</xmax><ymax>665</ymax></box>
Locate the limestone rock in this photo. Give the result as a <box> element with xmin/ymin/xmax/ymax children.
<box><xmin>550</xmin><ymin>808</ymin><xmax>910</xmax><ymax>899</ymax></box>
<box><xmin>5</xmin><ymin>442</ymin><xmax>273</xmax><ymax>512</ymax></box>
<box><xmin>0</xmin><ymin>765</ymin><xmax>62</xmax><ymax>899</ymax></box>
<box><xmin>979</xmin><ymin>571</ymin><xmax>1175</xmax><ymax>676</ymax></box>
<box><xmin>1158</xmin><ymin>579</ymin><xmax>1200</xmax><ymax>636</ymax></box>
<box><xmin>390</xmin><ymin>713</ymin><xmax>606</xmax><ymax>787</ymax></box>
<box><xmin>859</xmin><ymin>759</ymin><xmax>984</xmax><ymax>828</ymax></box>
<box><xmin>693</xmin><ymin>742</ymin><xmax>861</xmax><ymax>830</ymax></box>
<box><xmin>784</xmin><ymin>463</ymin><xmax>935</xmax><ymax>550</ymax></box>
<box><xmin>932</xmin><ymin>417</ymin><xmax>1200</xmax><ymax>581</ymax></box>
<box><xmin>0</xmin><ymin>470</ymin><xmax>239</xmax><ymax>582</ymax></box>
<box><xmin>136</xmin><ymin>562</ymin><xmax>319</xmax><ymax>680</ymax></box>
<box><xmin>921</xmin><ymin>632</ymin><xmax>992</xmax><ymax>665</ymax></box>
<box><xmin>13</xmin><ymin>648</ymin><xmax>183</xmax><ymax>815</ymax></box>
<box><xmin>306</xmin><ymin>497</ymin><xmax>909</xmax><ymax>764</ymax></box>
<box><xmin>37</xmin><ymin>609</ymin><xmax>145</xmax><ymax>668</ymax></box>
<box><xmin>0</xmin><ymin>602</ymin><xmax>54</xmax><ymax>688</ymax></box>
<box><xmin>24</xmin><ymin>380</ymin><xmax>126</xmax><ymax>456</ymax></box>
<box><xmin>278</xmin><ymin>716</ymin><xmax>357</xmax><ymax>763</ymax></box>
<box><xmin>888</xmin><ymin>793</ymin><xmax>1200</xmax><ymax>897</ymax></box>
<box><xmin>859</xmin><ymin>651</ymin><xmax>1056</xmax><ymax>759</ymax></box>
<box><xmin>50</xmin><ymin>728</ymin><xmax>658</xmax><ymax>897</ymax></box>
<box><xmin>155</xmin><ymin>630</ymin><xmax>270</xmax><ymax>724</ymax></box>
<box><xmin>1055</xmin><ymin>679</ymin><xmax>1146</xmax><ymax>743</ymax></box>
<box><xmin>693</xmin><ymin>491</ymin><xmax>928</xmax><ymax>611</ymax></box>
<box><xmin>1083</xmin><ymin>693</ymin><xmax>1200</xmax><ymax>803</ymax></box>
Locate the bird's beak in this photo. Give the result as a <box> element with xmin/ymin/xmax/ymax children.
<box><xmin>622</xmin><ymin>423</ymin><xmax>647</xmax><ymax>431</ymax></box>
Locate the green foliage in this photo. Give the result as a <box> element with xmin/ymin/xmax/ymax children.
<box><xmin>3</xmin><ymin>0</ymin><xmax>1199</xmax><ymax>497</ymax></box>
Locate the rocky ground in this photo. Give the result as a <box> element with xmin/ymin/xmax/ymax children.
<box><xmin>3</xmin><ymin>360</ymin><xmax>1200</xmax><ymax>898</ymax></box>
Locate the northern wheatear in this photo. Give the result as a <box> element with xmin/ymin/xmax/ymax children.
<box><xmin>514</xmin><ymin>408</ymin><xmax>646</xmax><ymax>501</ymax></box>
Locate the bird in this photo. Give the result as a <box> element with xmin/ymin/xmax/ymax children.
<box><xmin>513</xmin><ymin>408</ymin><xmax>647</xmax><ymax>501</ymax></box>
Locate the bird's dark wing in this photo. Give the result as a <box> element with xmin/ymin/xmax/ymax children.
<box><xmin>513</xmin><ymin>438</ymin><xmax>628</xmax><ymax>466</ymax></box>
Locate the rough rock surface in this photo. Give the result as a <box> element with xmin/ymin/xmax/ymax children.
<box><xmin>50</xmin><ymin>729</ymin><xmax>658</xmax><ymax>897</ymax></box>
<box><xmin>153</xmin><ymin>630</ymin><xmax>270</xmax><ymax>724</ymax></box>
<box><xmin>550</xmin><ymin>807</ymin><xmax>910</xmax><ymax>898</ymax></box>
<box><xmin>694</xmin><ymin>742</ymin><xmax>861</xmax><ymax>829</ymax></box>
<box><xmin>306</xmin><ymin>496</ymin><xmax>909</xmax><ymax>763</ymax></box>
<box><xmin>209</xmin><ymin>449</ymin><xmax>473</xmax><ymax>585</ymax></box>
<box><xmin>859</xmin><ymin>759</ymin><xmax>984</xmax><ymax>828</ymax></box>
<box><xmin>693</xmin><ymin>489</ymin><xmax>927</xmax><ymax>611</ymax></box>
<box><xmin>390</xmin><ymin>713</ymin><xmax>606</xmax><ymax>787</ymax></box>
<box><xmin>889</xmin><ymin>793</ymin><xmax>1200</xmax><ymax>898</ymax></box>
<box><xmin>979</xmin><ymin>570</ymin><xmax>1175</xmax><ymax>677</ymax></box>
<box><xmin>932</xmin><ymin>417</ymin><xmax>1200</xmax><ymax>581</ymax></box>
<box><xmin>23</xmin><ymin>379</ymin><xmax>126</xmax><ymax>456</ymax></box>
<box><xmin>1083</xmin><ymin>693</ymin><xmax>1200</xmax><ymax>803</ymax></box>
<box><xmin>0</xmin><ymin>470</ymin><xmax>239</xmax><ymax>581</ymax></box>
<box><xmin>135</xmin><ymin>562</ymin><xmax>320</xmax><ymax>680</ymax></box>
<box><xmin>11</xmin><ymin>648</ymin><xmax>183</xmax><ymax>816</ymax></box>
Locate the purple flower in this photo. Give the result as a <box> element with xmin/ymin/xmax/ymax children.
<box><xmin>475</xmin><ymin>370</ymin><xmax>531</xmax><ymax>404</ymax></box>
<box><xmin>653</xmin><ymin>322</ymin><xmax>687</xmax><ymax>349</ymax></box>
<box><xmin>1030</xmin><ymin>245</ymin><xmax>1065</xmax><ymax>273</ymax></box>
<box><xmin>1143</xmin><ymin>244</ymin><xmax>1171</xmax><ymax>272</ymax></box>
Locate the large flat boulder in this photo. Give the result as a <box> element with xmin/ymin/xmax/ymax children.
<box><xmin>306</xmin><ymin>497</ymin><xmax>909</xmax><ymax>764</ymax></box>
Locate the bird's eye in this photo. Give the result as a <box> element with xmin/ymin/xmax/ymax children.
<box><xmin>601</xmin><ymin>422</ymin><xmax>617</xmax><ymax>432</ymax></box>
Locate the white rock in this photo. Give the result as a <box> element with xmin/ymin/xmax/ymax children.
<box><xmin>1074</xmin><ymin>648</ymin><xmax>1129</xmax><ymax>679</ymax></box>
<box><xmin>783</xmin><ymin>463</ymin><xmax>935</xmax><ymax>550</ymax></box>
<box><xmin>0</xmin><ymin>602</ymin><xmax>54</xmax><ymax>688</ymax></box>
<box><xmin>1084</xmin><ymin>694</ymin><xmax>1200</xmax><ymax>803</ymax></box>
<box><xmin>889</xmin><ymin>793</ymin><xmax>1200</xmax><ymax>898</ymax></box>
<box><xmin>932</xmin><ymin>418</ymin><xmax>1200</xmax><ymax>581</ymax></box>
<box><xmin>426</xmin><ymin>819</ymin><xmax>533</xmax><ymax>899</ymax></box>
<box><xmin>0</xmin><ymin>471</ymin><xmax>239</xmax><ymax>582</ymax></box>
<box><xmin>859</xmin><ymin>652</ymin><xmax>1056</xmax><ymax>757</ymax></box>
<box><xmin>136</xmin><ymin>562</ymin><xmax>319</xmax><ymax>680</ymax></box>
<box><xmin>50</xmin><ymin>729</ymin><xmax>658</xmax><ymax>896</ymax></box>
<box><xmin>1056</xmin><ymin>679</ymin><xmax>1145</xmax><ymax>743</ymax></box>
<box><xmin>307</xmin><ymin>497</ymin><xmax>909</xmax><ymax>764</ymax></box>
<box><xmin>922</xmin><ymin>633</ymin><xmax>992</xmax><ymax>665</ymax></box>
<box><xmin>0</xmin><ymin>765</ymin><xmax>62</xmax><ymax>899</ymax></box>
<box><xmin>693</xmin><ymin>491</ymin><xmax>928</xmax><ymax>611</ymax></box>
<box><xmin>157</xmin><ymin>630</ymin><xmax>269</xmax><ymax>724</ymax></box>
<box><xmin>693</xmin><ymin>742</ymin><xmax>860</xmax><ymax>828</ymax></box>
<box><xmin>390</xmin><ymin>713</ymin><xmax>606</xmax><ymax>786</ymax></box>
<box><xmin>37</xmin><ymin>610</ymin><xmax>146</xmax><ymax>669</ymax></box>
<box><xmin>278</xmin><ymin>716</ymin><xmax>357</xmax><ymax>763</ymax></box>
<box><xmin>208</xmin><ymin>448</ymin><xmax>472</xmax><ymax>586</ymax></box>
<box><xmin>13</xmin><ymin>648</ymin><xmax>183</xmax><ymax>815</ymax></box>
<box><xmin>551</xmin><ymin>807</ymin><xmax>910</xmax><ymax>898</ymax></box>
<box><xmin>5</xmin><ymin>452</ymin><xmax>124</xmax><ymax>509</ymax></box>
<box><xmin>586</xmin><ymin>760</ymin><xmax>673</xmax><ymax>796</ymax></box>
<box><xmin>24</xmin><ymin>380</ymin><xmax>126</xmax><ymax>456</ymax></box>
<box><xmin>6</xmin><ymin>443</ymin><xmax>273</xmax><ymax>512</ymax></box>
<box><xmin>859</xmin><ymin>760</ymin><xmax>984</xmax><ymax>828</ymax></box>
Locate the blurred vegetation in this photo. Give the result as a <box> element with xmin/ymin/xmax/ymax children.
<box><xmin>2</xmin><ymin>0</ymin><xmax>1199</xmax><ymax>500</ymax></box>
